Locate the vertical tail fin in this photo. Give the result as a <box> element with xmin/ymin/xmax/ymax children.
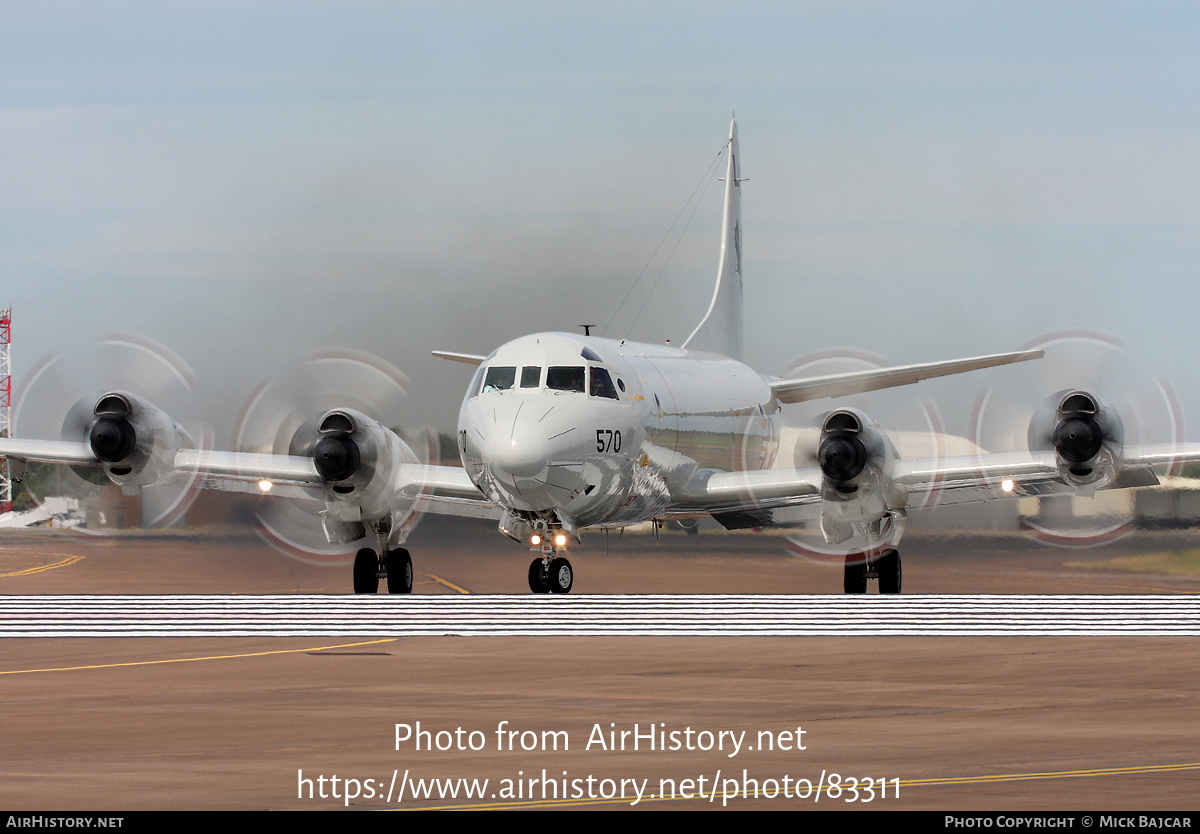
<box><xmin>683</xmin><ymin>118</ymin><xmax>743</xmax><ymax>360</ymax></box>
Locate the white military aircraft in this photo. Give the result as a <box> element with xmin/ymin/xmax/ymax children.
<box><xmin>2</xmin><ymin>119</ymin><xmax>1196</xmax><ymax>595</ymax></box>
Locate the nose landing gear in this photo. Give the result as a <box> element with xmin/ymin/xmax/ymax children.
<box><xmin>529</xmin><ymin>556</ymin><xmax>573</xmax><ymax>593</ymax></box>
<box><xmin>528</xmin><ymin>523</ymin><xmax>573</xmax><ymax>594</ymax></box>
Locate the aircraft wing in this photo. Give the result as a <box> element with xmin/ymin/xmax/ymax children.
<box><xmin>0</xmin><ymin>438</ymin><xmax>97</xmax><ymax>465</ymax></box>
<box><xmin>173</xmin><ymin>449</ymin><xmax>321</xmax><ymax>485</ymax></box>
<box><xmin>670</xmin><ymin>453</ymin><xmax>1063</xmax><ymax>525</ymax></box>
<box><xmin>892</xmin><ymin>450</ymin><xmax>1062</xmax><ymax>498</ymax></box>
<box><xmin>1119</xmin><ymin>443</ymin><xmax>1200</xmax><ymax>469</ymax></box>
<box><xmin>893</xmin><ymin>443</ymin><xmax>1200</xmax><ymax>500</ymax></box>
<box><xmin>678</xmin><ymin>467</ymin><xmax>823</xmax><ymax>514</ymax></box>
<box><xmin>769</xmin><ymin>349</ymin><xmax>1044</xmax><ymax>404</ymax></box>
<box><xmin>431</xmin><ymin>351</ymin><xmax>486</xmax><ymax>366</ymax></box>
<box><xmin>667</xmin><ymin>439</ymin><xmax>1200</xmax><ymax>530</ymax></box>
<box><xmin>398</xmin><ymin>462</ymin><xmax>496</xmax><ymax>507</ymax></box>
<box><xmin>0</xmin><ymin>435</ymin><xmax>495</xmax><ymax>515</ymax></box>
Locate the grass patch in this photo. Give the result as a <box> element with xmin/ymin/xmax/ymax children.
<box><xmin>1067</xmin><ymin>550</ymin><xmax>1200</xmax><ymax>577</ymax></box>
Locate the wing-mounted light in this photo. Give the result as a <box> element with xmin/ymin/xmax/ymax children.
<box><xmin>311</xmin><ymin>408</ymin><xmax>423</xmax><ymax>534</ymax></box>
<box><xmin>1029</xmin><ymin>390</ymin><xmax>1123</xmax><ymax>490</ymax></box>
<box><xmin>88</xmin><ymin>391</ymin><xmax>193</xmax><ymax>491</ymax></box>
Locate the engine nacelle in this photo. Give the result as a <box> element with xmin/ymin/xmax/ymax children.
<box><xmin>87</xmin><ymin>392</ymin><xmax>193</xmax><ymax>493</ymax></box>
<box><xmin>815</xmin><ymin>408</ymin><xmax>904</xmax><ymax>543</ymax></box>
<box><xmin>817</xmin><ymin>409</ymin><xmax>888</xmax><ymax>496</ymax></box>
<box><xmin>1029</xmin><ymin>390</ymin><xmax>1123</xmax><ymax>490</ymax></box>
<box><xmin>308</xmin><ymin>408</ymin><xmax>423</xmax><ymax>541</ymax></box>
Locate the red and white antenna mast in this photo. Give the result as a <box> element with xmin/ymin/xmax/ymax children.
<box><xmin>0</xmin><ymin>307</ymin><xmax>10</xmax><ymax>513</ymax></box>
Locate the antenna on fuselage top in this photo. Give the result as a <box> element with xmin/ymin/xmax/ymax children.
<box><xmin>578</xmin><ymin>324</ymin><xmax>595</xmax><ymax>336</ymax></box>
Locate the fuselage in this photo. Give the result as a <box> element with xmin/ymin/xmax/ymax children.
<box><xmin>457</xmin><ymin>332</ymin><xmax>780</xmax><ymax>529</ymax></box>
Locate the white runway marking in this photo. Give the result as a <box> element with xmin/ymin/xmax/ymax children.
<box><xmin>0</xmin><ymin>595</ymin><xmax>1198</xmax><ymax>637</ymax></box>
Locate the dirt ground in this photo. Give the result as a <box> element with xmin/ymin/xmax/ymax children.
<box><xmin>1</xmin><ymin>517</ymin><xmax>1199</xmax><ymax>810</ymax></box>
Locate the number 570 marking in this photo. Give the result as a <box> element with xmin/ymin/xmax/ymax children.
<box><xmin>596</xmin><ymin>429</ymin><xmax>622</xmax><ymax>453</ymax></box>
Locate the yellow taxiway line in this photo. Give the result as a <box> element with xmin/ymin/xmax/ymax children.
<box><xmin>0</xmin><ymin>638</ymin><xmax>397</xmax><ymax>676</ymax></box>
<box><xmin>422</xmin><ymin>573</ymin><xmax>470</xmax><ymax>595</ymax></box>
<box><xmin>0</xmin><ymin>553</ymin><xmax>84</xmax><ymax>577</ymax></box>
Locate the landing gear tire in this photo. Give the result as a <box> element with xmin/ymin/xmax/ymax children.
<box><xmin>844</xmin><ymin>554</ymin><xmax>867</xmax><ymax>594</ymax></box>
<box><xmin>877</xmin><ymin>548</ymin><xmax>902</xmax><ymax>594</ymax></box>
<box><xmin>386</xmin><ymin>548</ymin><xmax>413</xmax><ymax>595</ymax></box>
<box><xmin>548</xmin><ymin>557</ymin><xmax>573</xmax><ymax>594</ymax></box>
<box><xmin>354</xmin><ymin>547</ymin><xmax>379</xmax><ymax>594</ymax></box>
<box><xmin>528</xmin><ymin>558</ymin><xmax>550</xmax><ymax>594</ymax></box>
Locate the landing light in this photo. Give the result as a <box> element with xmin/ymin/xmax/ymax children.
<box><xmin>1001</xmin><ymin>479</ymin><xmax>1014</xmax><ymax>493</ymax></box>
<box><xmin>554</xmin><ymin>533</ymin><xmax>567</xmax><ymax>547</ymax></box>
<box><xmin>258</xmin><ymin>480</ymin><xmax>273</xmax><ymax>493</ymax></box>
<box><xmin>531</xmin><ymin>534</ymin><xmax>541</xmax><ymax>546</ymax></box>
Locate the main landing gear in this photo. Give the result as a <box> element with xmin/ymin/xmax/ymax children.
<box><xmin>353</xmin><ymin>547</ymin><xmax>413</xmax><ymax>594</ymax></box>
<box><xmin>844</xmin><ymin>548</ymin><xmax>901</xmax><ymax>594</ymax></box>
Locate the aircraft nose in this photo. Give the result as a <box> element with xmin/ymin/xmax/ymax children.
<box><xmin>468</xmin><ymin>399</ymin><xmax>584</xmax><ymax>510</ymax></box>
<box><xmin>477</xmin><ymin>412</ymin><xmax>555</xmax><ymax>483</ymax></box>
<box><xmin>490</xmin><ymin>436</ymin><xmax>547</xmax><ymax>478</ymax></box>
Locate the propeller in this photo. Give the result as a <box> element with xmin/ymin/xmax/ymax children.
<box><xmin>233</xmin><ymin>348</ymin><xmax>432</xmax><ymax>565</ymax></box>
<box><xmin>776</xmin><ymin>348</ymin><xmax>951</xmax><ymax>565</ymax></box>
<box><xmin>968</xmin><ymin>329</ymin><xmax>1186</xmax><ymax>546</ymax></box>
<box><xmin>11</xmin><ymin>334</ymin><xmax>209</xmax><ymax>533</ymax></box>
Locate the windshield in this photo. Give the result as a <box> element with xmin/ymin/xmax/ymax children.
<box><xmin>546</xmin><ymin>366</ymin><xmax>585</xmax><ymax>392</ymax></box>
<box><xmin>482</xmin><ymin>366</ymin><xmax>516</xmax><ymax>392</ymax></box>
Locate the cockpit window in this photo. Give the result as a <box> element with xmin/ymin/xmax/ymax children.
<box><xmin>546</xmin><ymin>366</ymin><xmax>585</xmax><ymax>392</ymax></box>
<box><xmin>520</xmin><ymin>366</ymin><xmax>541</xmax><ymax>388</ymax></box>
<box><xmin>589</xmin><ymin>367</ymin><xmax>620</xmax><ymax>400</ymax></box>
<box><xmin>581</xmin><ymin>346</ymin><xmax>602</xmax><ymax>362</ymax></box>
<box><xmin>467</xmin><ymin>364</ymin><xmax>485</xmax><ymax>399</ymax></box>
<box><xmin>482</xmin><ymin>366</ymin><xmax>516</xmax><ymax>392</ymax></box>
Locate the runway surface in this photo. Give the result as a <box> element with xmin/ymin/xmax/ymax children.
<box><xmin>5</xmin><ymin>594</ymin><xmax>1200</xmax><ymax>637</ymax></box>
<box><xmin>3</xmin><ymin>519</ymin><xmax>1200</xmax><ymax>810</ymax></box>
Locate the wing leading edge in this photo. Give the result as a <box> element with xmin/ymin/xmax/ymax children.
<box><xmin>769</xmin><ymin>349</ymin><xmax>1044</xmax><ymax>404</ymax></box>
<box><xmin>0</xmin><ymin>437</ymin><xmax>494</xmax><ymax>513</ymax></box>
<box><xmin>664</xmin><ymin>442</ymin><xmax>1200</xmax><ymax>527</ymax></box>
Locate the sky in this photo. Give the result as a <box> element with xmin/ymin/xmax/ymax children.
<box><xmin>3</xmin><ymin>1</ymin><xmax>1200</xmax><ymax>445</ymax></box>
